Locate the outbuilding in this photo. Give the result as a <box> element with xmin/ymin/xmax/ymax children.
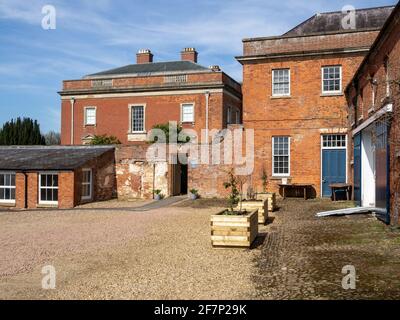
<box><xmin>0</xmin><ymin>146</ymin><xmax>115</xmax><ymax>209</ymax></box>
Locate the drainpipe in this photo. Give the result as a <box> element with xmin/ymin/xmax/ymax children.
<box><xmin>205</xmin><ymin>91</ymin><xmax>210</xmax><ymax>144</ymax></box>
<box><xmin>386</xmin><ymin>124</ymin><xmax>391</xmax><ymax>225</ymax></box>
<box><xmin>152</xmin><ymin>163</ymin><xmax>156</xmax><ymax>200</ymax></box>
<box><xmin>23</xmin><ymin>172</ymin><xmax>28</xmax><ymax>209</ymax></box>
<box><xmin>70</xmin><ymin>97</ymin><xmax>75</xmax><ymax>145</ymax></box>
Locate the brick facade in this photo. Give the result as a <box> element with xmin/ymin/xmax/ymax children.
<box><xmin>237</xmin><ymin>23</ymin><xmax>384</xmax><ymax>197</ymax></box>
<box><xmin>115</xmin><ymin>145</ymin><xmax>168</xmax><ymax>200</ymax></box>
<box><xmin>60</xmin><ymin>50</ymin><xmax>242</xmax><ymax>146</ymax></box>
<box><xmin>346</xmin><ymin>4</ymin><xmax>400</xmax><ymax>225</ymax></box>
<box><xmin>1</xmin><ymin>149</ymin><xmax>115</xmax><ymax>210</ymax></box>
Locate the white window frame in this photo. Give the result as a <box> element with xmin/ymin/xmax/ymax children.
<box><xmin>321</xmin><ymin>134</ymin><xmax>347</xmax><ymax>149</ymax></box>
<box><xmin>272</xmin><ymin>69</ymin><xmax>291</xmax><ymax>97</ymax></box>
<box><xmin>38</xmin><ymin>172</ymin><xmax>59</xmax><ymax>205</ymax></box>
<box><xmin>84</xmin><ymin>107</ymin><xmax>97</xmax><ymax>126</ymax></box>
<box><xmin>81</xmin><ymin>169</ymin><xmax>93</xmax><ymax>201</ymax></box>
<box><xmin>180</xmin><ymin>103</ymin><xmax>195</xmax><ymax>123</ymax></box>
<box><xmin>321</xmin><ymin>65</ymin><xmax>342</xmax><ymax>94</ymax></box>
<box><xmin>129</xmin><ymin>104</ymin><xmax>146</xmax><ymax>133</ymax></box>
<box><xmin>0</xmin><ymin>171</ymin><xmax>16</xmax><ymax>204</ymax></box>
<box><xmin>272</xmin><ymin>137</ymin><xmax>291</xmax><ymax>177</ymax></box>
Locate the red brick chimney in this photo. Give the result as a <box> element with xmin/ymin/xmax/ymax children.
<box><xmin>136</xmin><ymin>49</ymin><xmax>153</xmax><ymax>64</ymax></box>
<box><xmin>181</xmin><ymin>48</ymin><xmax>198</xmax><ymax>63</ymax></box>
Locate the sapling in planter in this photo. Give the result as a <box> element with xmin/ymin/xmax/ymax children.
<box><xmin>241</xmin><ymin>175</ymin><xmax>269</xmax><ymax>225</ymax></box>
<box><xmin>189</xmin><ymin>189</ymin><xmax>199</xmax><ymax>200</ymax></box>
<box><xmin>210</xmin><ymin>169</ymin><xmax>258</xmax><ymax>248</ymax></box>
<box><xmin>223</xmin><ymin>169</ymin><xmax>244</xmax><ymax>214</ymax></box>
<box><xmin>153</xmin><ymin>189</ymin><xmax>164</xmax><ymax>201</ymax></box>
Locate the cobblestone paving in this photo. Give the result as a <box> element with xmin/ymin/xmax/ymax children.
<box><xmin>253</xmin><ymin>199</ymin><xmax>400</xmax><ymax>300</ymax></box>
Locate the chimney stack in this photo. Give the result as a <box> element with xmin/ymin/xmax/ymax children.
<box><xmin>136</xmin><ymin>49</ymin><xmax>153</xmax><ymax>64</ymax></box>
<box><xmin>181</xmin><ymin>47</ymin><xmax>198</xmax><ymax>63</ymax></box>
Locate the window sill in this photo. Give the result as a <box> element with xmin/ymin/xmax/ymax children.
<box><xmin>271</xmin><ymin>176</ymin><xmax>292</xmax><ymax>180</ymax></box>
<box><xmin>127</xmin><ymin>132</ymin><xmax>147</xmax><ymax>142</ymax></box>
<box><xmin>270</xmin><ymin>95</ymin><xmax>291</xmax><ymax>99</ymax></box>
<box><xmin>321</xmin><ymin>92</ymin><xmax>343</xmax><ymax>97</ymax></box>
<box><xmin>38</xmin><ymin>203</ymin><xmax>58</xmax><ymax>208</ymax></box>
<box><xmin>0</xmin><ymin>202</ymin><xmax>16</xmax><ymax>207</ymax></box>
<box><xmin>84</xmin><ymin>124</ymin><xmax>97</xmax><ymax>127</ymax></box>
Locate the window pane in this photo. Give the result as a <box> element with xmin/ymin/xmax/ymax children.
<box><xmin>53</xmin><ymin>175</ymin><xmax>58</xmax><ymax>187</ymax></box>
<box><xmin>11</xmin><ymin>188</ymin><xmax>15</xmax><ymax>200</ymax></box>
<box><xmin>41</xmin><ymin>175</ymin><xmax>46</xmax><ymax>187</ymax></box>
<box><xmin>322</xmin><ymin>66</ymin><xmax>341</xmax><ymax>92</ymax></box>
<box><xmin>46</xmin><ymin>174</ymin><xmax>52</xmax><ymax>187</ymax></box>
<box><xmin>132</xmin><ymin>106</ymin><xmax>144</xmax><ymax>132</ymax></box>
<box><xmin>273</xmin><ymin>69</ymin><xmax>290</xmax><ymax>95</ymax></box>
<box><xmin>273</xmin><ymin>137</ymin><xmax>289</xmax><ymax>175</ymax></box>
<box><xmin>53</xmin><ymin>189</ymin><xmax>58</xmax><ymax>201</ymax></box>
<box><xmin>86</xmin><ymin>108</ymin><xmax>96</xmax><ymax>125</ymax></box>
<box><xmin>41</xmin><ymin>189</ymin><xmax>46</xmax><ymax>201</ymax></box>
<box><xmin>182</xmin><ymin>104</ymin><xmax>194</xmax><ymax>122</ymax></box>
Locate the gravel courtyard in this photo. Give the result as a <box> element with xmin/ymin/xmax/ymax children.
<box><xmin>0</xmin><ymin>198</ymin><xmax>399</xmax><ymax>300</ymax></box>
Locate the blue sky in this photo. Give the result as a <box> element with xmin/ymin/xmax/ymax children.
<box><xmin>0</xmin><ymin>0</ymin><xmax>396</xmax><ymax>133</ymax></box>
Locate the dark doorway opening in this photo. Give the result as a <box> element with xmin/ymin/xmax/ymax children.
<box><xmin>170</xmin><ymin>154</ymin><xmax>188</xmax><ymax>196</ymax></box>
<box><xmin>180</xmin><ymin>163</ymin><xmax>188</xmax><ymax>195</ymax></box>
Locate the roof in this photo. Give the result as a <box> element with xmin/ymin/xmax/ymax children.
<box><xmin>284</xmin><ymin>6</ymin><xmax>394</xmax><ymax>36</ymax></box>
<box><xmin>0</xmin><ymin>146</ymin><xmax>114</xmax><ymax>171</ymax></box>
<box><xmin>346</xmin><ymin>2</ymin><xmax>400</xmax><ymax>94</ymax></box>
<box><xmin>85</xmin><ymin>61</ymin><xmax>211</xmax><ymax>78</ymax></box>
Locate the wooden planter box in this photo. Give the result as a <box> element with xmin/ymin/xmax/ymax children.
<box><xmin>211</xmin><ymin>210</ymin><xmax>258</xmax><ymax>248</ymax></box>
<box><xmin>256</xmin><ymin>193</ymin><xmax>277</xmax><ymax>212</ymax></box>
<box><xmin>238</xmin><ymin>200</ymin><xmax>268</xmax><ymax>225</ymax></box>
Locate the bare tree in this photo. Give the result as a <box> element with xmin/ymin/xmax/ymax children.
<box><xmin>44</xmin><ymin>131</ymin><xmax>61</xmax><ymax>145</ymax></box>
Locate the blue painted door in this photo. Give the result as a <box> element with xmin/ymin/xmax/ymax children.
<box><xmin>353</xmin><ymin>133</ymin><xmax>362</xmax><ymax>205</ymax></box>
<box><xmin>322</xmin><ymin>149</ymin><xmax>346</xmax><ymax>197</ymax></box>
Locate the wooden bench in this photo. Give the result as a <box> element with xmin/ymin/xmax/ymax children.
<box><xmin>329</xmin><ymin>183</ymin><xmax>352</xmax><ymax>201</ymax></box>
<box><xmin>278</xmin><ymin>183</ymin><xmax>313</xmax><ymax>200</ymax></box>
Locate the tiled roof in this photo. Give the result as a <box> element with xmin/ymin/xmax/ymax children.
<box><xmin>85</xmin><ymin>61</ymin><xmax>210</xmax><ymax>78</ymax></box>
<box><xmin>0</xmin><ymin>146</ymin><xmax>114</xmax><ymax>171</ymax></box>
<box><xmin>284</xmin><ymin>6</ymin><xmax>394</xmax><ymax>36</ymax></box>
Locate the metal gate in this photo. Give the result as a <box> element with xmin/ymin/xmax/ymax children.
<box><xmin>375</xmin><ymin>122</ymin><xmax>389</xmax><ymax>223</ymax></box>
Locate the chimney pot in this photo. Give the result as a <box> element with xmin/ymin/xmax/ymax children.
<box><xmin>137</xmin><ymin>49</ymin><xmax>153</xmax><ymax>64</ymax></box>
<box><xmin>181</xmin><ymin>47</ymin><xmax>198</xmax><ymax>63</ymax></box>
<box><xmin>209</xmin><ymin>65</ymin><xmax>221</xmax><ymax>72</ymax></box>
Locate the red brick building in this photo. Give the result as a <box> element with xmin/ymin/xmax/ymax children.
<box><xmin>346</xmin><ymin>3</ymin><xmax>400</xmax><ymax>225</ymax></box>
<box><xmin>0</xmin><ymin>146</ymin><xmax>115</xmax><ymax>209</ymax></box>
<box><xmin>236</xmin><ymin>6</ymin><xmax>393</xmax><ymax>198</ymax></box>
<box><xmin>59</xmin><ymin>48</ymin><xmax>242</xmax><ymax>146</ymax></box>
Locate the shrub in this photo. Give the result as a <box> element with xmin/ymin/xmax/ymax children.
<box><xmin>90</xmin><ymin>134</ymin><xmax>121</xmax><ymax>145</ymax></box>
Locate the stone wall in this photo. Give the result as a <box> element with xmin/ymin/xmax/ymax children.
<box><xmin>115</xmin><ymin>145</ymin><xmax>169</xmax><ymax>199</ymax></box>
